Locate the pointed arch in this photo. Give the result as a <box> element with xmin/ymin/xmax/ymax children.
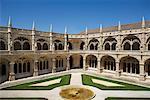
<box><xmin>0</xmin><ymin>40</ymin><xmax>6</xmax><ymax>50</ymax></box>
<box><xmin>14</xmin><ymin>41</ymin><xmax>21</xmax><ymax>50</ymax></box>
<box><xmin>124</xmin><ymin>42</ymin><xmax>131</xmax><ymax>50</ymax></box>
<box><xmin>23</xmin><ymin>42</ymin><xmax>30</xmax><ymax>50</ymax></box>
<box><xmin>105</xmin><ymin>43</ymin><xmax>110</xmax><ymax>50</ymax></box>
<box><xmin>43</xmin><ymin>43</ymin><xmax>48</xmax><ymax>50</ymax></box>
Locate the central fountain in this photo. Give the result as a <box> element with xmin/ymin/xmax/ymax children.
<box><xmin>59</xmin><ymin>85</ymin><xmax>95</xmax><ymax>100</ymax></box>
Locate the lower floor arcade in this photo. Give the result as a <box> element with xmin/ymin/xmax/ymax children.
<box><xmin>0</xmin><ymin>54</ymin><xmax>150</xmax><ymax>84</ymax></box>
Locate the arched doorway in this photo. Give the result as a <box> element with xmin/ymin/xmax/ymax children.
<box><xmin>69</xmin><ymin>55</ymin><xmax>83</xmax><ymax>69</ymax></box>
<box><xmin>101</xmin><ymin>55</ymin><xmax>116</xmax><ymax>71</ymax></box>
<box><xmin>144</xmin><ymin>59</ymin><xmax>150</xmax><ymax>76</ymax></box>
<box><xmin>0</xmin><ymin>58</ymin><xmax>9</xmax><ymax>83</ymax></box>
<box><xmin>86</xmin><ymin>55</ymin><xmax>97</xmax><ymax>68</ymax></box>
<box><xmin>0</xmin><ymin>40</ymin><xmax>6</xmax><ymax>50</ymax></box>
<box><xmin>120</xmin><ymin>56</ymin><xmax>139</xmax><ymax>74</ymax></box>
<box><xmin>80</xmin><ymin>42</ymin><xmax>85</xmax><ymax>50</ymax></box>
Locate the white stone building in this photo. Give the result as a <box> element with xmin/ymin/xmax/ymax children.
<box><xmin>0</xmin><ymin>17</ymin><xmax>150</xmax><ymax>85</ymax></box>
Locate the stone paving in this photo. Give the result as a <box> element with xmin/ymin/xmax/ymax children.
<box><xmin>0</xmin><ymin>72</ymin><xmax>150</xmax><ymax>100</ymax></box>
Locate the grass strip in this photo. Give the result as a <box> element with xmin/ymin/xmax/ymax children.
<box><xmin>82</xmin><ymin>74</ymin><xmax>150</xmax><ymax>90</ymax></box>
<box><xmin>3</xmin><ymin>74</ymin><xmax>71</xmax><ymax>90</ymax></box>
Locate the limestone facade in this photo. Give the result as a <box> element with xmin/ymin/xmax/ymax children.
<box><xmin>0</xmin><ymin>18</ymin><xmax>150</xmax><ymax>84</ymax></box>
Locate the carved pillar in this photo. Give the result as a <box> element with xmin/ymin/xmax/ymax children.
<box><xmin>83</xmin><ymin>56</ymin><xmax>86</xmax><ymax>70</ymax></box>
<box><xmin>52</xmin><ymin>58</ymin><xmax>56</xmax><ymax>73</ymax></box>
<box><xmin>97</xmin><ymin>58</ymin><xmax>101</xmax><ymax>73</ymax></box>
<box><xmin>66</xmin><ymin>57</ymin><xmax>70</xmax><ymax>70</ymax></box>
<box><xmin>33</xmin><ymin>60</ymin><xmax>38</xmax><ymax>76</ymax></box>
<box><xmin>115</xmin><ymin>61</ymin><xmax>121</xmax><ymax>77</ymax></box>
<box><xmin>116</xmin><ymin>35</ymin><xmax>121</xmax><ymax>51</ymax></box>
<box><xmin>49</xmin><ymin>32</ymin><xmax>53</xmax><ymax>51</ymax></box>
<box><xmin>9</xmin><ymin>62</ymin><xmax>15</xmax><ymax>81</ymax></box>
<box><xmin>139</xmin><ymin>63</ymin><xmax>146</xmax><ymax>81</ymax></box>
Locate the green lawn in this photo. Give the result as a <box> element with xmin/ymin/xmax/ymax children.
<box><xmin>82</xmin><ymin>74</ymin><xmax>150</xmax><ymax>90</ymax></box>
<box><xmin>105</xmin><ymin>97</ymin><xmax>150</xmax><ymax>100</ymax></box>
<box><xmin>3</xmin><ymin>74</ymin><xmax>71</xmax><ymax>90</ymax></box>
<box><xmin>0</xmin><ymin>98</ymin><xmax>47</xmax><ymax>100</ymax></box>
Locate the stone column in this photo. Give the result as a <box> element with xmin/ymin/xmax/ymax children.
<box><xmin>140</xmin><ymin>33</ymin><xmax>145</xmax><ymax>52</ymax></box>
<box><xmin>139</xmin><ymin>63</ymin><xmax>146</xmax><ymax>81</ymax></box>
<box><xmin>97</xmin><ymin>58</ymin><xmax>101</xmax><ymax>73</ymax></box>
<box><xmin>116</xmin><ymin>35</ymin><xmax>121</xmax><ymax>51</ymax></box>
<box><xmin>115</xmin><ymin>61</ymin><xmax>121</xmax><ymax>77</ymax></box>
<box><xmin>66</xmin><ymin>57</ymin><xmax>70</xmax><ymax>70</ymax></box>
<box><xmin>83</xmin><ymin>56</ymin><xmax>86</xmax><ymax>70</ymax></box>
<box><xmin>49</xmin><ymin>59</ymin><xmax>52</xmax><ymax>72</ymax></box>
<box><xmin>9</xmin><ymin>62</ymin><xmax>15</xmax><ymax>81</ymax></box>
<box><xmin>8</xmin><ymin>32</ymin><xmax>11</xmax><ymax>51</ymax></box>
<box><xmin>49</xmin><ymin>32</ymin><xmax>53</xmax><ymax>51</ymax></box>
<box><xmin>33</xmin><ymin>60</ymin><xmax>38</xmax><ymax>76</ymax></box>
<box><xmin>52</xmin><ymin>58</ymin><xmax>56</xmax><ymax>73</ymax></box>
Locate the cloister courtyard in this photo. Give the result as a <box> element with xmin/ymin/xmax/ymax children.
<box><xmin>0</xmin><ymin>69</ymin><xmax>150</xmax><ymax>100</ymax></box>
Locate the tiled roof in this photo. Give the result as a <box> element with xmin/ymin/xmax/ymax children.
<box><xmin>79</xmin><ymin>21</ymin><xmax>150</xmax><ymax>34</ymax></box>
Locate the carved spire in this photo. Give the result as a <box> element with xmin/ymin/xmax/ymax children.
<box><xmin>85</xmin><ymin>26</ymin><xmax>88</xmax><ymax>35</ymax></box>
<box><xmin>32</xmin><ymin>21</ymin><xmax>35</xmax><ymax>30</ymax></box>
<box><xmin>8</xmin><ymin>16</ymin><xmax>12</xmax><ymax>27</ymax></box>
<box><xmin>118</xmin><ymin>21</ymin><xmax>121</xmax><ymax>31</ymax></box>
<box><xmin>99</xmin><ymin>24</ymin><xmax>102</xmax><ymax>33</ymax></box>
<box><xmin>49</xmin><ymin>24</ymin><xmax>53</xmax><ymax>32</ymax></box>
<box><xmin>142</xmin><ymin>16</ymin><xmax>145</xmax><ymax>28</ymax></box>
<box><xmin>65</xmin><ymin>26</ymin><xmax>67</xmax><ymax>34</ymax></box>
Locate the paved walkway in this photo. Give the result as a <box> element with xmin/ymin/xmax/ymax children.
<box><xmin>0</xmin><ymin>72</ymin><xmax>150</xmax><ymax>100</ymax></box>
<box><xmin>70</xmin><ymin>73</ymin><xmax>82</xmax><ymax>85</ymax></box>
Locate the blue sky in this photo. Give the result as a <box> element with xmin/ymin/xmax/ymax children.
<box><xmin>0</xmin><ymin>0</ymin><xmax>150</xmax><ymax>34</ymax></box>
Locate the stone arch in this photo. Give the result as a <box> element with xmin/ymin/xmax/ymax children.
<box><xmin>0</xmin><ymin>40</ymin><xmax>6</xmax><ymax>50</ymax></box>
<box><xmin>69</xmin><ymin>54</ymin><xmax>83</xmax><ymax>69</ymax></box>
<box><xmin>132</xmin><ymin>41</ymin><xmax>140</xmax><ymax>50</ymax></box>
<box><xmin>104</xmin><ymin>42</ymin><xmax>110</xmax><ymax>50</ymax></box>
<box><xmin>54</xmin><ymin>40</ymin><xmax>64</xmax><ymax>50</ymax></box>
<box><xmin>90</xmin><ymin>44</ymin><xmax>94</xmax><ymax>50</ymax></box>
<box><xmin>86</xmin><ymin>55</ymin><xmax>97</xmax><ymax>68</ymax></box>
<box><xmin>14</xmin><ymin>57</ymin><xmax>33</xmax><ymax>79</ymax></box>
<box><xmin>119</xmin><ymin>56</ymin><xmax>139</xmax><ymax>74</ymax></box>
<box><xmin>14</xmin><ymin>37</ymin><xmax>31</xmax><ymax>50</ymax></box>
<box><xmin>43</xmin><ymin>43</ymin><xmax>48</xmax><ymax>50</ymax></box>
<box><xmin>68</xmin><ymin>42</ymin><xmax>73</xmax><ymax>50</ymax></box>
<box><xmin>80</xmin><ymin>41</ymin><xmax>85</xmax><ymax>50</ymax></box>
<box><xmin>23</xmin><ymin>42</ymin><xmax>30</xmax><ymax>50</ymax></box>
<box><xmin>112</xmin><ymin>41</ymin><xmax>117</xmax><ymax>50</ymax></box>
<box><xmin>146</xmin><ymin>37</ymin><xmax>150</xmax><ymax>50</ymax></box>
<box><xmin>103</xmin><ymin>37</ymin><xmax>117</xmax><ymax>50</ymax></box>
<box><xmin>58</xmin><ymin>43</ymin><xmax>63</xmax><ymax>50</ymax></box>
<box><xmin>123</xmin><ymin>41</ymin><xmax>131</xmax><ymax>50</ymax></box>
<box><xmin>37</xmin><ymin>42</ymin><xmax>42</xmax><ymax>50</ymax></box>
<box><xmin>100</xmin><ymin>55</ymin><xmax>116</xmax><ymax>71</ymax></box>
<box><xmin>55</xmin><ymin>56</ymin><xmax>65</xmax><ymax>72</ymax></box>
<box><xmin>88</xmin><ymin>38</ymin><xmax>99</xmax><ymax>50</ymax></box>
<box><xmin>144</xmin><ymin>58</ymin><xmax>150</xmax><ymax>76</ymax></box>
<box><xmin>14</xmin><ymin>41</ymin><xmax>21</xmax><ymax>50</ymax></box>
<box><xmin>37</xmin><ymin>39</ymin><xmax>49</xmax><ymax>50</ymax></box>
<box><xmin>38</xmin><ymin>57</ymin><xmax>49</xmax><ymax>75</ymax></box>
<box><xmin>122</xmin><ymin>35</ymin><xmax>140</xmax><ymax>50</ymax></box>
<box><xmin>0</xmin><ymin>58</ymin><xmax>9</xmax><ymax>83</ymax></box>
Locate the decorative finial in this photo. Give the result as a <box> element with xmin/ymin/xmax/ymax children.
<box><xmin>32</xmin><ymin>21</ymin><xmax>35</xmax><ymax>30</ymax></box>
<box><xmin>65</xmin><ymin>26</ymin><xmax>67</xmax><ymax>34</ymax></box>
<box><xmin>85</xmin><ymin>26</ymin><xmax>88</xmax><ymax>34</ymax></box>
<box><xmin>142</xmin><ymin>16</ymin><xmax>145</xmax><ymax>28</ymax></box>
<box><xmin>118</xmin><ymin>21</ymin><xmax>121</xmax><ymax>31</ymax></box>
<box><xmin>8</xmin><ymin>16</ymin><xmax>12</xmax><ymax>27</ymax></box>
<box><xmin>49</xmin><ymin>24</ymin><xmax>53</xmax><ymax>32</ymax></box>
<box><xmin>99</xmin><ymin>24</ymin><xmax>102</xmax><ymax>33</ymax></box>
